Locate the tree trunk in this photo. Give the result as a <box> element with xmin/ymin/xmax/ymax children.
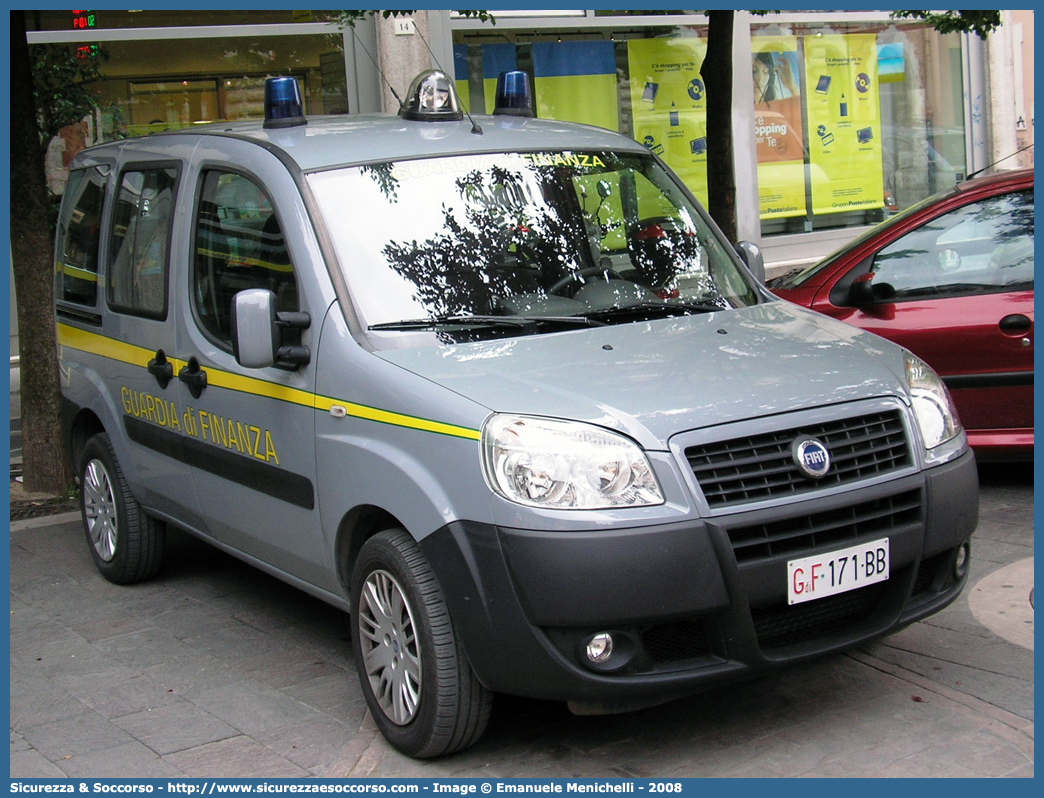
<box><xmin>702</xmin><ymin>10</ymin><xmax>738</xmax><ymax>244</ymax></box>
<box><xmin>10</xmin><ymin>11</ymin><xmax>73</xmax><ymax>494</ymax></box>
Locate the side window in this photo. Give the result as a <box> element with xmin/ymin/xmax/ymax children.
<box><xmin>193</xmin><ymin>171</ymin><xmax>299</xmax><ymax>347</ymax></box>
<box><xmin>56</xmin><ymin>167</ymin><xmax>107</xmax><ymax>306</ymax></box>
<box><xmin>108</xmin><ymin>167</ymin><xmax>178</xmax><ymax>318</ymax></box>
<box><xmin>870</xmin><ymin>189</ymin><xmax>1034</xmax><ymax>301</ymax></box>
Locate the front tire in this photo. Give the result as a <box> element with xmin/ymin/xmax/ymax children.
<box><xmin>350</xmin><ymin>529</ymin><xmax>492</xmax><ymax>758</ymax></box>
<box><xmin>79</xmin><ymin>432</ymin><xmax>165</xmax><ymax>584</ymax></box>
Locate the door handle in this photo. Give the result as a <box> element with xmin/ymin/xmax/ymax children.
<box><xmin>146</xmin><ymin>350</ymin><xmax>173</xmax><ymax>389</ymax></box>
<box><xmin>178</xmin><ymin>357</ymin><xmax>208</xmax><ymax>399</ymax></box>
<box><xmin>999</xmin><ymin>314</ymin><xmax>1032</xmax><ymax>336</ymax></box>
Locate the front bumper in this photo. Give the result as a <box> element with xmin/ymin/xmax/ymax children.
<box><xmin>419</xmin><ymin>449</ymin><xmax>978</xmax><ymax>703</ymax></box>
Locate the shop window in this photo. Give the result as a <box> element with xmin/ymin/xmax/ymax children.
<box><xmin>128</xmin><ymin>80</ymin><xmax>219</xmax><ymax>136</ymax></box>
<box><xmin>108</xmin><ymin>167</ymin><xmax>178</xmax><ymax>318</ymax></box>
<box><xmin>124</xmin><ymin>75</ymin><xmax>311</xmax><ymax>136</ymax></box>
<box><xmin>452</xmin><ymin>17</ymin><xmax>968</xmax><ymax>242</ymax></box>
<box><xmin>56</xmin><ymin>167</ymin><xmax>107</xmax><ymax>307</ymax></box>
<box><xmin>751</xmin><ymin>22</ymin><xmax>967</xmax><ymax>236</ymax></box>
<box><xmin>80</xmin><ymin>34</ymin><xmax>345</xmax><ymax>139</ymax></box>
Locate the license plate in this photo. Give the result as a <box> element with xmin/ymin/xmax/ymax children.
<box><xmin>787</xmin><ymin>538</ymin><xmax>889</xmax><ymax>605</ymax></box>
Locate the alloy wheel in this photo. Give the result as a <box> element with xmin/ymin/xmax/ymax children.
<box><xmin>358</xmin><ymin>569</ymin><xmax>422</xmax><ymax>724</ymax></box>
<box><xmin>83</xmin><ymin>458</ymin><xmax>118</xmax><ymax>562</ymax></box>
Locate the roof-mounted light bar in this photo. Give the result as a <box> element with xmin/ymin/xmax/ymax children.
<box><xmin>493</xmin><ymin>70</ymin><xmax>535</xmax><ymax>118</ymax></box>
<box><xmin>264</xmin><ymin>77</ymin><xmax>306</xmax><ymax>129</ymax></box>
<box><xmin>399</xmin><ymin>70</ymin><xmax>464</xmax><ymax>122</ymax></box>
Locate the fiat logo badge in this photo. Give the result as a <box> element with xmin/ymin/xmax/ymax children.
<box><xmin>792</xmin><ymin>437</ymin><xmax>831</xmax><ymax>479</ymax></box>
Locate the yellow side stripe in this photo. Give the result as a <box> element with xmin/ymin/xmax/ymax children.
<box><xmin>58</xmin><ymin>323</ymin><xmax>161</xmax><ymax>369</ymax></box>
<box><xmin>56</xmin><ymin>323</ymin><xmax>481</xmax><ymax>441</ymax></box>
<box><xmin>313</xmin><ymin>395</ymin><xmax>481</xmax><ymax>440</ymax></box>
<box><xmin>203</xmin><ymin>368</ymin><xmax>318</xmax><ymax>407</ymax></box>
<box><xmin>56</xmin><ymin>263</ymin><xmax>99</xmax><ymax>283</ymax></box>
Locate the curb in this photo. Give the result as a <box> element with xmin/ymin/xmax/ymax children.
<box><xmin>9</xmin><ymin>511</ymin><xmax>81</xmax><ymax>532</ymax></box>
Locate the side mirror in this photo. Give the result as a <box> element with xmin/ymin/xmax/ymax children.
<box><xmin>231</xmin><ymin>288</ymin><xmax>311</xmax><ymax>370</ymax></box>
<box><xmin>596</xmin><ymin>179</ymin><xmax>612</xmax><ymax>200</ymax></box>
<box><xmin>848</xmin><ymin>272</ymin><xmax>895</xmax><ymax>306</ymax></box>
<box><xmin>735</xmin><ymin>240</ymin><xmax>765</xmax><ymax>283</ymax></box>
<box><xmin>231</xmin><ymin>289</ymin><xmax>278</xmax><ymax>368</ymax></box>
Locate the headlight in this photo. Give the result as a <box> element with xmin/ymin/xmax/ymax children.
<box><xmin>905</xmin><ymin>353</ymin><xmax>961</xmax><ymax>452</ymax></box>
<box><xmin>482</xmin><ymin>415</ymin><xmax>665</xmax><ymax>509</ymax></box>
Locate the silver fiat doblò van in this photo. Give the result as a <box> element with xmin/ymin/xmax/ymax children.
<box><xmin>55</xmin><ymin>71</ymin><xmax>977</xmax><ymax>758</ymax></box>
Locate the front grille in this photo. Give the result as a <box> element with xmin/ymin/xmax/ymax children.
<box><xmin>639</xmin><ymin>620</ymin><xmax>712</xmax><ymax>663</ymax></box>
<box><xmin>752</xmin><ymin>581</ymin><xmax>889</xmax><ymax>650</ymax></box>
<box><xmin>726</xmin><ymin>488</ymin><xmax>922</xmax><ymax>564</ymax></box>
<box><xmin>687</xmin><ymin>411</ymin><xmax>910</xmax><ymax>508</ymax></box>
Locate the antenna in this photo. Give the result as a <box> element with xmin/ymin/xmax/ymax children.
<box><xmin>413</xmin><ymin>21</ymin><xmax>483</xmax><ymax>135</ymax></box>
<box><xmin>348</xmin><ymin>24</ymin><xmax>403</xmax><ymax>109</ymax></box>
<box><xmin>965</xmin><ymin>142</ymin><xmax>1034</xmax><ymax>180</ymax></box>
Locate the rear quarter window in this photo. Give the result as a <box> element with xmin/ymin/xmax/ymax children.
<box><xmin>55</xmin><ymin>167</ymin><xmax>107</xmax><ymax>307</ymax></box>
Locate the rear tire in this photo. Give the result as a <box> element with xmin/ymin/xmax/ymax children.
<box><xmin>79</xmin><ymin>432</ymin><xmax>165</xmax><ymax>584</ymax></box>
<box><xmin>350</xmin><ymin>528</ymin><xmax>492</xmax><ymax>758</ymax></box>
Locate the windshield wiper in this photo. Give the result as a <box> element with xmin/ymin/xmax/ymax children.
<box><xmin>580</xmin><ymin>301</ymin><xmax>724</xmax><ymax>322</ymax></box>
<box><xmin>369</xmin><ymin>314</ymin><xmax>607</xmax><ymax>332</ymax></box>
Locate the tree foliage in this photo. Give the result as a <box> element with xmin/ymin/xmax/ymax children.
<box><xmin>891</xmin><ymin>11</ymin><xmax>1001</xmax><ymax>39</ymax></box>
<box><xmin>30</xmin><ymin>43</ymin><xmax>109</xmax><ymax>141</ymax></box>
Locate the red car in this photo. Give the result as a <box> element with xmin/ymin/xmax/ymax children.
<box><xmin>770</xmin><ymin>168</ymin><xmax>1033</xmax><ymax>461</ymax></box>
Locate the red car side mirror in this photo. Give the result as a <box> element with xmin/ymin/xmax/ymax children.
<box><xmin>848</xmin><ymin>272</ymin><xmax>895</xmax><ymax>306</ymax></box>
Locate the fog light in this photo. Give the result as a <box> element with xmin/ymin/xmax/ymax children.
<box><xmin>953</xmin><ymin>543</ymin><xmax>969</xmax><ymax>579</ymax></box>
<box><xmin>586</xmin><ymin>633</ymin><xmax>613</xmax><ymax>664</ymax></box>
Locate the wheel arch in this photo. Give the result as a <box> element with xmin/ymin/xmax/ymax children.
<box><xmin>67</xmin><ymin>406</ymin><xmax>107</xmax><ymax>476</ymax></box>
<box><xmin>335</xmin><ymin>504</ymin><xmax>406</xmax><ymax>600</ymax></box>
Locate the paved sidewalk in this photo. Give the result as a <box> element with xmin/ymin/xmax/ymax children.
<box><xmin>9</xmin><ymin>465</ymin><xmax>1033</xmax><ymax>778</ymax></box>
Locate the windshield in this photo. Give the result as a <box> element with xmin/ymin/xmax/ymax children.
<box><xmin>309</xmin><ymin>151</ymin><xmax>759</xmax><ymax>347</ymax></box>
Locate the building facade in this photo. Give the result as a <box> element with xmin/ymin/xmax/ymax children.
<box><xmin>22</xmin><ymin>9</ymin><xmax>1035</xmax><ymax>283</ymax></box>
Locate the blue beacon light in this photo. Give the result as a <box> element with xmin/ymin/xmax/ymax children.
<box><xmin>493</xmin><ymin>70</ymin><xmax>535</xmax><ymax>117</ymax></box>
<box><xmin>264</xmin><ymin>77</ymin><xmax>306</xmax><ymax>129</ymax></box>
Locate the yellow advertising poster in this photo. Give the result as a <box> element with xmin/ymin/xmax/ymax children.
<box><xmin>626</xmin><ymin>37</ymin><xmax>709</xmax><ymax>205</ymax></box>
<box><xmin>805</xmin><ymin>33</ymin><xmax>884</xmax><ymax>215</ymax></box>
<box><xmin>752</xmin><ymin>36</ymin><xmax>805</xmax><ymax>219</ymax></box>
<box><xmin>532</xmin><ymin>42</ymin><xmax>619</xmax><ymax>131</ymax></box>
